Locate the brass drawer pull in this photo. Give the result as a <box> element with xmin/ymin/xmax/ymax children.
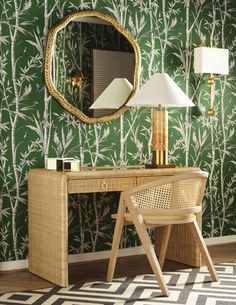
<box><xmin>101</xmin><ymin>181</ymin><xmax>108</xmax><ymax>190</ymax></box>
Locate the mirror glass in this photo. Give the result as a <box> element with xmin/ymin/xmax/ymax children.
<box><xmin>45</xmin><ymin>11</ymin><xmax>140</xmax><ymax>124</ymax></box>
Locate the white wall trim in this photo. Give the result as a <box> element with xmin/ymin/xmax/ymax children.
<box><xmin>68</xmin><ymin>245</ymin><xmax>144</xmax><ymax>264</ymax></box>
<box><xmin>1</xmin><ymin>235</ymin><xmax>235</xmax><ymax>272</ymax></box>
<box><xmin>0</xmin><ymin>259</ymin><xmax>28</xmax><ymax>272</ymax></box>
<box><xmin>205</xmin><ymin>235</ymin><xmax>236</xmax><ymax>246</ymax></box>
<box><xmin>0</xmin><ymin>246</ymin><xmax>144</xmax><ymax>272</ymax></box>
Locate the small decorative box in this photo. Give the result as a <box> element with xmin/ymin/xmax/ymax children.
<box><xmin>46</xmin><ymin>158</ymin><xmax>74</xmax><ymax>171</ymax></box>
<box><xmin>63</xmin><ymin>159</ymin><xmax>80</xmax><ymax>172</ymax></box>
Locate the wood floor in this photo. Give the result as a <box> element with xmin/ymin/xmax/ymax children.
<box><xmin>0</xmin><ymin>243</ymin><xmax>235</xmax><ymax>294</ymax></box>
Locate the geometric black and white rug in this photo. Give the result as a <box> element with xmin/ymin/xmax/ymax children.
<box><xmin>0</xmin><ymin>262</ymin><xmax>235</xmax><ymax>305</ymax></box>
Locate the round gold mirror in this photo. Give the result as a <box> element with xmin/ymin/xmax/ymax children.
<box><xmin>44</xmin><ymin>10</ymin><xmax>141</xmax><ymax>124</ymax></box>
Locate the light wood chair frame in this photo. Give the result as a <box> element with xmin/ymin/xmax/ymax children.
<box><xmin>106</xmin><ymin>171</ymin><xmax>219</xmax><ymax>297</ymax></box>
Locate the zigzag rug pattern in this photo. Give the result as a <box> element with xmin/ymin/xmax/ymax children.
<box><xmin>0</xmin><ymin>262</ymin><xmax>235</xmax><ymax>305</ymax></box>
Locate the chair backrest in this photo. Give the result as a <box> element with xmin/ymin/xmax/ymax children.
<box><xmin>128</xmin><ymin>171</ymin><xmax>208</xmax><ymax>210</ymax></box>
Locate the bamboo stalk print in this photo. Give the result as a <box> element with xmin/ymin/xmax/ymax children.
<box><xmin>161</xmin><ymin>0</ymin><xmax>167</xmax><ymax>73</ymax></box>
<box><xmin>184</xmin><ymin>0</ymin><xmax>191</xmax><ymax>167</ymax></box>
<box><xmin>218</xmin><ymin>0</ymin><xmax>227</xmax><ymax>236</ymax></box>
<box><xmin>0</xmin><ymin>19</ymin><xmax>2</xmax><ymax>142</ymax></box>
<box><xmin>78</xmin><ymin>122</ymin><xmax>84</xmax><ymax>165</ymax></box>
<box><xmin>93</xmin><ymin>124</ymin><xmax>99</xmax><ymax>166</ymax></box>
<box><xmin>43</xmin><ymin>0</ymin><xmax>57</xmax><ymax>162</ymax></box>
<box><xmin>77</xmin><ymin>195</ymin><xmax>85</xmax><ymax>253</ymax></box>
<box><xmin>118</xmin><ymin>108</ymin><xmax>145</xmax><ymax>165</ymax></box>
<box><xmin>9</xmin><ymin>0</ymin><xmax>20</xmax><ymax>260</ymax></box>
<box><xmin>43</xmin><ymin>0</ymin><xmax>50</xmax><ymax>163</ymax></box>
<box><xmin>207</xmin><ymin>1</ymin><xmax>217</xmax><ymax>237</ymax></box>
<box><xmin>92</xmin><ymin>193</ymin><xmax>99</xmax><ymax>251</ymax></box>
<box><xmin>209</xmin><ymin>118</ymin><xmax>216</xmax><ymax>237</ymax></box>
<box><xmin>119</xmin><ymin>115</ymin><xmax>126</xmax><ymax>165</ymax></box>
<box><xmin>183</xmin><ymin>1</ymin><xmax>204</xmax><ymax>166</ymax></box>
<box><xmin>1</xmin><ymin>0</ymin><xmax>236</xmax><ymax>261</ymax></box>
<box><xmin>147</xmin><ymin>0</ymin><xmax>155</xmax><ymax>77</ymax></box>
<box><xmin>219</xmin><ymin>77</ymin><xmax>227</xmax><ymax>236</ymax></box>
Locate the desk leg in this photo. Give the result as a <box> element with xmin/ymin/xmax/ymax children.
<box><xmin>28</xmin><ymin>170</ymin><xmax>68</xmax><ymax>286</ymax></box>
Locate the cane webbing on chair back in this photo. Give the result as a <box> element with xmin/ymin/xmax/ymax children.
<box><xmin>177</xmin><ymin>178</ymin><xmax>204</xmax><ymax>208</ymax></box>
<box><xmin>132</xmin><ymin>183</ymin><xmax>173</xmax><ymax>209</ymax></box>
<box><xmin>131</xmin><ymin>173</ymin><xmax>207</xmax><ymax>211</ymax></box>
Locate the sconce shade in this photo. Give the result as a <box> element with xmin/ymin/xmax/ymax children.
<box><xmin>194</xmin><ymin>47</ymin><xmax>229</xmax><ymax>75</ymax></box>
<box><xmin>90</xmin><ymin>78</ymin><xmax>133</xmax><ymax>109</ymax></box>
<box><xmin>126</xmin><ymin>73</ymin><xmax>194</xmax><ymax>108</ymax></box>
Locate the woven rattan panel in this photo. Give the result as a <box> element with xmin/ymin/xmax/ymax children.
<box><xmin>155</xmin><ymin>216</ymin><xmax>202</xmax><ymax>267</ymax></box>
<box><xmin>68</xmin><ymin>177</ymin><xmax>136</xmax><ymax>193</ymax></box>
<box><xmin>178</xmin><ymin>178</ymin><xmax>202</xmax><ymax>208</ymax></box>
<box><xmin>133</xmin><ymin>183</ymin><xmax>173</xmax><ymax>209</ymax></box>
<box><xmin>136</xmin><ymin>176</ymin><xmax>168</xmax><ymax>185</ymax></box>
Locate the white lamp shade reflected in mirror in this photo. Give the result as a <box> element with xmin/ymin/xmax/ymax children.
<box><xmin>194</xmin><ymin>47</ymin><xmax>229</xmax><ymax>75</ymax></box>
<box><xmin>90</xmin><ymin>78</ymin><xmax>133</xmax><ymax>109</ymax></box>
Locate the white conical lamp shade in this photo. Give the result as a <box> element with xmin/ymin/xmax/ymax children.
<box><xmin>90</xmin><ymin>78</ymin><xmax>133</xmax><ymax>109</ymax></box>
<box><xmin>126</xmin><ymin>73</ymin><xmax>194</xmax><ymax>108</ymax></box>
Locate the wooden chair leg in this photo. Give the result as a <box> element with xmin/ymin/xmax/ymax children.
<box><xmin>189</xmin><ymin>219</ymin><xmax>219</xmax><ymax>282</ymax></box>
<box><xmin>128</xmin><ymin>205</ymin><xmax>169</xmax><ymax>296</ymax></box>
<box><xmin>106</xmin><ymin>196</ymin><xmax>126</xmax><ymax>282</ymax></box>
<box><xmin>159</xmin><ymin>225</ymin><xmax>172</xmax><ymax>269</ymax></box>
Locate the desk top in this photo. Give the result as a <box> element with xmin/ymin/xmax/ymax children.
<box><xmin>29</xmin><ymin>166</ymin><xmax>200</xmax><ymax>181</ymax></box>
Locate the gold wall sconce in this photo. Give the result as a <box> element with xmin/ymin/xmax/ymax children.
<box><xmin>69</xmin><ymin>72</ymin><xmax>84</xmax><ymax>88</ymax></box>
<box><xmin>194</xmin><ymin>47</ymin><xmax>229</xmax><ymax>116</ymax></box>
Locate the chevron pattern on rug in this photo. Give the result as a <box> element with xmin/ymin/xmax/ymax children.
<box><xmin>0</xmin><ymin>262</ymin><xmax>235</xmax><ymax>305</ymax></box>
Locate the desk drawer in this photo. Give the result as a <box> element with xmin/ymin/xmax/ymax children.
<box><xmin>68</xmin><ymin>177</ymin><xmax>136</xmax><ymax>194</ymax></box>
<box><xmin>136</xmin><ymin>176</ymin><xmax>169</xmax><ymax>185</ymax></box>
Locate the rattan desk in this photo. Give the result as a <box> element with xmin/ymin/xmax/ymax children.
<box><xmin>28</xmin><ymin>167</ymin><xmax>201</xmax><ymax>287</ymax></box>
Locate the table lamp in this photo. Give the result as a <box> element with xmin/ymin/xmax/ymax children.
<box><xmin>126</xmin><ymin>73</ymin><xmax>194</xmax><ymax>167</ymax></box>
<box><xmin>90</xmin><ymin>78</ymin><xmax>133</xmax><ymax>110</ymax></box>
<box><xmin>194</xmin><ymin>47</ymin><xmax>229</xmax><ymax>116</ymax></box>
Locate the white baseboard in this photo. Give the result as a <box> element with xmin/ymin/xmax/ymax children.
<box><xmin>0</xmin><ymin>235</ymin><xmax>235</xmax><ymax>272</ymax></box>
<box><xmin>0</xmin><ymin>259</ymin><xmax>28</xmax><ymax>272</ymax></box>
<box><xmin>205</xmin><ymin>235</ymin><xmax>236</xmax><ymax>246</ymax></box>
<box><xmin>68</xmin><ymin>245</ymin><xmax>144</xmax><ymax>264</ymax></box>
<box><xmin>0</xmin><ymin>246</ymin><xmax>144</xmax><ymax>272</ymax></box>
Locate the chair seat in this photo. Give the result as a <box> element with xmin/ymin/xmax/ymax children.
<box><xmin>112</xmin><ymin>212</ymin><xmax>197</xmax><ymax>225</ymax></box>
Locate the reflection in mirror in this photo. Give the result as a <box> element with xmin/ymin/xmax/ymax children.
<box><xmin>92</xmin><ymin>50</ymin><xmax>135</xmax><ymax>117</ymax></box>
<box><xmin>53</xmin><ymin>16</ymin><xmax>135</xmax><ymax>118</ymax></box>
<box><xmin>90</xmin><ymin>78</ymin><xmax>133</xmax><ymax>117</ymax></box>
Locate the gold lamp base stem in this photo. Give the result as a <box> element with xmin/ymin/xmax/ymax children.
<box><xmin>151</xmin><ymin>151</ymin><xmax>175</xmax><ymax>168</ymax></box>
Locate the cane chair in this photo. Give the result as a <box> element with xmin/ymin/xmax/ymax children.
<box><xmin>106</xmin><ymin>171</ymin><xmax>218</xmax><ymax>297</ymax></box>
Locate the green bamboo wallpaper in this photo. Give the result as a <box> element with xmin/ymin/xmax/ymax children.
<box><xmin>0</xmin><ymin>0</ymin><xmax>236</xmax><ymax>262</ymax></box>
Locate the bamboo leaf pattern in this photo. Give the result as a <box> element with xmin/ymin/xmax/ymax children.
<box><xmin>0</xmin><ymin>0</ymin><xmax>236</xmax><ymax>262</ymax></box>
